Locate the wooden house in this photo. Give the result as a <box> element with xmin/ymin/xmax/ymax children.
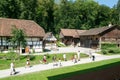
<box><xmin>0</xmin><ymin>18</ymin><xmax>45</xmax><ymax>52</ymax></box>
<box><xmin>60</xmin><ymin>29</ymin><xmax>86</xmax><ymax>46</ymax></box>
<box><xmin>79</xmin><ymin>25</ymin><xmax>120</xmax><ymax>49</ymax></box>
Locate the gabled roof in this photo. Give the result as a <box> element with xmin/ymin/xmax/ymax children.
<box><xmin>43</xmin><ymin>32</ymin><xmax>57</xmax><ymax>41</ymax></box>
<box><xmin>77</xmin><ymin>30</ymin><xmax>87</xmax><ymax>35</ymax></box>
<box><xmin>60</xmin><ymin>29</ymin><xmax>79</xmax><ymax>38</ymax></box>
<box><xmin>0</xmin><ymin>18</ymin><xmax>45</xmax><ymax>37</ymax></box>
<box><xmin>80</xmin><ymin>25</ymin><xmax>119</xmax><ymax>36</ymax></box>
<box><xmin>60</xmin><ymin>29</ymin><xmax>86</xmax><ymax>38</ymax></box>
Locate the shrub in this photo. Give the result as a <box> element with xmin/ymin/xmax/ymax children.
<box><xmin>108</xmin><ymin>48</ymin><xmax>114</xmax><ymax>53</ymax></box>
<box><xmin>101</xmin><ymin>43</ymin><xmax>117</xmax><ymax>49</ymax></box>
<box><xmin>5</xmin><ymin>52</ymin><xmax>19</xmax><ymax>60</ymax></box>
<box><xmin>26</xmin><ymin>55</ymin><xmax>35</xmax><ymax>61</ymax></box>
<box><xmin>102</xmin><ymin>50</ymin><xmax>108</xmax><ymax>54</ymax></box>
<box><xmin>108</xmin><ymin>48</ymin><xmax>120</xmax><ymax>54</ymax></box>
<box><xmin>56</xmin><ymin>41</ymin><xmax>66</xmax><ymax>47</ymax></box>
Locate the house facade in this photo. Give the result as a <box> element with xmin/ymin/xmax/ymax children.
<box><xmin>43</xmin><ymin>32</ymin><xmax>57</xmax><ymax>50</ymax></box>
<box><xmin>0</xmin><ymin>18</ymin><xmax>45</xmax><ymax>52</ymax></box>
<box><xmin>60</xmin><ymin>25</ymin><xmax>120</xmax><ymax>49</ymax></box>
<box><xmin>60</xmin><ymin>29</ymin><xmax>86</xmax><ymax>46</ymax></box>
<box><xmin>79</xmin><ymin>25</ymin><xmax>120</xmax><ymax>49</ymax></box>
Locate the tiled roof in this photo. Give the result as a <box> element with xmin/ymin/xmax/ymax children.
<box><xmin>80</xmin><ymin>25</ymin><xmax>118</xmax><ymax>36</ymax></box>
<box><xmin>0</xmin><ymin>18</ymin><xmax>45</xmax><ymax>37</ymax></box>
<box><xmin>43</xmin><ymin>32</ymin><xmax>57</xmax><ymax>41</ymax></box>
<box><xmin>60</xmin><ymin>29</ymin><xmax>86</xmax><ymax>38</ymax></box>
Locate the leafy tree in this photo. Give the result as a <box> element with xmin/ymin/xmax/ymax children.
<box><xmin>0</xmin><ymin>0</ymin><xmax>21</xmax><ymax>18</ymax></box>
<box><xmin>20</xmin><ymin>0</ymin><xmax>38</xmax><ymax>20</ymax></box>
<box><xmin>11</xmin><ymin>26</ymin><xmax>27</xmax><ymax>53</ymax></box>
<box><xmin>36</xmin><ymin>0</ymin><xmax>55</xmax><ymax>33</ymax></box>
<box><xmin>95</xmin><ymin>5</ymin><xmax>112</xmax><ymax>27</ymax></box>
<box><xmin>116</xmin><ymin>0</ymin><xmax>120</xmax><ymax>24</ymax></box>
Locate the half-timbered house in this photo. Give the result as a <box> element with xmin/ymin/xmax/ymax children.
<box><xmin>0</xmin><ymin>18</ymin><xmax>45</xmax><ymax>52</ymax></box>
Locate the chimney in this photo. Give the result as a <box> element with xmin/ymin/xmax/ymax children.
<box><xmin>108</xmin><ymin>23</ymin><xmax>112</xmax><ymax>27</ymax></box>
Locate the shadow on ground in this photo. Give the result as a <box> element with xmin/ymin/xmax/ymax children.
<box><xmin>48</xmin><ymin>61</ymin><xmax>120</xmax><ymax>80</ymax></box>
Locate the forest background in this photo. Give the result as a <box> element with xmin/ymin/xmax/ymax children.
<box><xmin>0</xmin><ymin>0</ymin><xmax>120</xmax><ymax>35</ymax></box>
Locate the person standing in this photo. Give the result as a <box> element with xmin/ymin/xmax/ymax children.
<box><xmin>10</xmin><ymin>62</ymin><xmax>15</xmax><ymax>75</ymax></box>
<box><xmin>74</xmin><ymin>54</ymin><xmax>77</xmax><ymax>63</ymax></box>
<box><xmin>25</xmin><ymin>59</ymin><xmax>30</xmax><ymax>68</ymax></box>
<box><xmin>58</xmin><ymin>58</ymin><xmax>62</xmax><ymax>67</ymax></box>
<box><xmin>77</xmin><ymin>51</ymin><xmax>80</xmax><ymax>61</ymax></box>
<box><xmin>63</xmin><ymin>53</ymin><xmax>67</xmax><ymax>61</ymax></box>
<box><xmin>89</xmin><ymin>50</ymin><xmax>92</xmax><ymax>58</ymax></box>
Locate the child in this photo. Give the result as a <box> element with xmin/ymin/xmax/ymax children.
<box><xmin>25</xmin><ymin>59</ymin><xmax>30</xmax><ymax>68</ymax></box>
<box><xmin>58</xmin><ymin>58</ymin><xmax>62</xmax><ymax>67</ymax></box>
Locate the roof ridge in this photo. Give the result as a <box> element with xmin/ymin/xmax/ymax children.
<box><xmin>0</xmin><ymin>18</ymin><xmax>34</xmax><ymax>22</ymax></box>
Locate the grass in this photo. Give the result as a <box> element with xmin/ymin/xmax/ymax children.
<box><xmin>0</xmin><ymin>58</ymin><xmax>120</xmax><ymax>80</ymax></box>
<box><xmin>0</xmin><ymin>52</ymin><xmax>88</xmax><ymax>70</ymax></box>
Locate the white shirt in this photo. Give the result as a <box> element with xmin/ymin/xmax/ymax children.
<box><xmin>63</xmin><ymin>54</ymin><xmax>66</xmax><ymax>59</ymax></box>
<box><xmin>10</xmin><ymin>63</ymin><xmax>14</xmax><ymax>69</ymax></box>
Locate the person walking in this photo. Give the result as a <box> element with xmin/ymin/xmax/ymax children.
<box><xmin>10</xmin><ymin>62</ymin><xmax>15</xmax><ymax>75</ymax></box>
<box><xmin>52</xmin><ymin>55</ymin><xmax>57</xmax><ymax>66</ymax></box>
<box><xmin>92</xmin><ymin>55</ymin><xmax>95</xmax><ymax>61</ymax></box>
<box><xmin>43</xmin><ymin>55</ymin><xmax>47</xmax><ymax>64</ymax></box>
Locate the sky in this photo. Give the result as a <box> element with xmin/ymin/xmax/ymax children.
<box><xmin>95</xmin><ymin>0</ymin><xmax>118</xmax><ymax>8</ymax></box>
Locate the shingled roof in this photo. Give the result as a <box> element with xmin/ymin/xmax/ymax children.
<box><xmin>0</xmin><ymin>18</ymin><xmax>45</xmax><ymax>37</ymax></box>
<box><xmin>80</xmin><ymin>25</ymin><xmax>118</xmax><ymax>36</ymax></box>
<box><xmin>60</xmin><ymin>29</ymin><xmax>86</xmax><ymax>38</ymax></box>
<box><xmin>43</xmin><ymin>32</ymin><xmax>57</xmax><ymax>41</ymax></box>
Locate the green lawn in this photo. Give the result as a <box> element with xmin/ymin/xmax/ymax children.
<box><xmin>0</xmin><ymin>52</ymin><xmax>88</xmax><ymax>70</ymax></box>
<box><xmin>0</xmin><ymin>58</ymin><xmax>120</xmax><ymax>80</ymax></box>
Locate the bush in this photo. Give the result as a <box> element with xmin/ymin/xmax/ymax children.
<box><xmin>26</xmin><ymin>55</ymin><xmax>35</xmax><ymax>61</ymax></box>
<box><xmin>101</xmin><ymin>43</ymin><xmax>117</xmax><ymax>49</ymax></box>
<box><xmin>102</xmin><ymin>50</ymin><xmax>108</xmax><ymax>54</ymax></box>
<box><xmin>5</xmin><ymin>52</ymin><xmax>19</xmax><ymax>60</ymax></box>
<box><xmin>108</xmin><ymin>48</ymin><xmax>120</xmax><ymax>54</ymax></box>
<box><xmin>56</xmin><ymin>41</ymin><xmax>66</xmax><ymax>47</ymax></box>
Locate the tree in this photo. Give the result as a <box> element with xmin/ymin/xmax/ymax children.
<box><xmin>20</xmin><ymin>0</ymin><xmax>38</xmax><ymax>20</ymax></box>
<box><xmin>36</xmin><ymin>0</ymin><xmax>55</xmax><ymax>33</ymax></box>
<box><xmin>11</xmin><ymin>26</ymin><xmax>27</xmax><ymax>54</ymax></box>
<box><xmin>0</xmin><ymin>0</ymin><xmax>21</xmax><ymax>18</ymax></box>
<box><xmin>116</xmin><ymin>0</ymin><xmax>120</xmax><ymax>24</ymax></box>
<box><xmin>95</xmin><ymin>5</ymin><xmax>112</xmax><ymax>27</ymax></box>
